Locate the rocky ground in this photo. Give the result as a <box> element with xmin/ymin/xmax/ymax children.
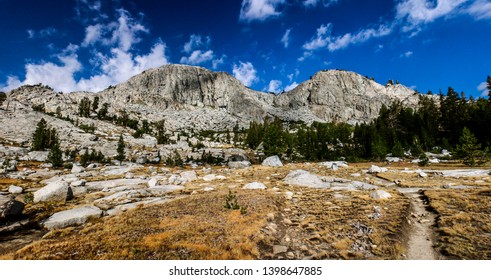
<box><xmin>2</xmin><ymin>154</ymin><xmax>491</xmax><ymax>260</ymax></box>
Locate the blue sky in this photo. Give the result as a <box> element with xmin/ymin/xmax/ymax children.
<box><xmin>0</xmin><ymin>0</ymin><xmax>490</xmax><ymax>97</ymax></box>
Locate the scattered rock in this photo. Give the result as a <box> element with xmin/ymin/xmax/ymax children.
<box><xmin>262</xmin><ymin>156</ymin><xmax>283</xmax><ymax>167</ymax></box>
<box><xmin>386</xmin><ymin>157</ymin><xmax>402</xmax><ymax>163</ymax></box>
<box><xmin>180</xmin><ymin>171</ymin><xmax>197</xmax><ymax>183</ymax></box>
<box><xmin>0</xmin><ymin>195</ymin><xmax>25</xmax><ymax>220</ymax></box>
<box><xmin>125</xmin><ymin>172</ymin><xmax>134</xmax><ymax>179</ymax></box>
<box><xmin>283</xmin><ymin>170</ymin><xmax>329</xmax><ymax>188</ymax></box>
<box><xmin>33</xmin><ymin>181</ymin><xmax>73</xmax><ymax>203</ymax></box>
<box><xmin>71</xmin><ymin>164</ymin><xmax>85</xmax><ymax>174</ymax></box>
<box><xmin>370</xmin><ymin>190</ymin><xmax>392</xmax><ymax>199</ymax></box>
<box><xmin>367</xmin><ymin>165</ymin><xmax>387</xmax><ymax>174</ymax></box>
<box><xmin>285</xmin><ymin>191</ymin><xmax>294</xmax><ymax>200</ymax></box>
<box><xmin>266</xmin><ymin>213</ymin><xmax>275</xmax><ymax>221</ymax></box>
<box><xmin>8</xmin><ymin>185</ymin><xmax>23</xmax><ymax>194</ymax></box>
<box><xmin>273</xmin><ymin>245</ymin><xmax>288</xmax><ymax>255</ymax></box>
<box><xmin>42</xmin><ymin>206</ymin><xmax>102</xmax><ymax>230</ymax></box>
<box><xmin>419</xmin><ymin>172</ymin><xmax>428</xmax><ymax>178</ymax></box>
<box><xmin>243</xmin><ymin>182</ymin><xmax>267</xmax><ymax>190</ymax></box>
<box><xmin>203</xmin><ymin>174</ymin><xmax>217</xmax><ymax>181</ymax></box>
<box><xmin>203</xmin><ymin>187</ymin><xmax>215</xmax><ymax>192</ymax></box>
<box><xmin>228</xmin><ymin>161</ymin><xmax>251</xmax><ymax>169</ymax></box>
<box><xmin>70</xmin><ymin>180</ymin><xmax>86</xmax><ymax>187</ymax></box>
<box><xmin>320</xmin><ymin>161</ymin><xmax>348</xmax><ymax>169</ymax></box>
<box><xmin>148</xmin><ymin>177</ymin><xmax>158</xmax><ymax>188</ymax></box>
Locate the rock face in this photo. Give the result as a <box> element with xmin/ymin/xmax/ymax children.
<box><xmin>33</xmin><ymin>181</ymin><xmax>73</xmax><ymax>203</ymax></box>
<box><xmin>43</xmin><ymin>205</ymin><xmax>102</xmax><ymax>230</ymax></box>
<box><xmin>262</xmin><ymin>156</ymin><xmax>283</xmax><ymax>167</ymax></box>
<box><xmin>2</xmin><ymin>65</ymin><xmax>426</xmax><ymax>142</ymax></box>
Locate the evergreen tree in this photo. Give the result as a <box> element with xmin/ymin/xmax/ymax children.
<box><xmin>97</xmin><ymin>103</ymin><xmax>109</xmax><ymax>120</ymax></box>
<box><xmin>457</xmin><ymin>127</ymin><xmax>482</xmax><ymax>166</ymax></box>
<box><xmin>115</xmin><ymin>134</ymin><xmax>125</xmax><ymax>162</ymax></box>
<box><xmin>47</xmin><ymin>129</ymin><xmax>63</xmax><ymax>167</ymax></box>
<box><xmin>78</xmin><ymin>97</ymin><xmax>91</xmax><ymax>117</ymax></box>
<box><xmin>92</xmin><ymin>96</ymin><xmax>99</xmax><ymax>112</ymax></box>
<box><xmin>32</xmin><ymin>118</ymin><xmax>49</xmax><ymax>151</ymax></box>
<box><xmin>487</xmin><ymin>75</ymin><xmax>491</xmax><ymax>98</ymax></box>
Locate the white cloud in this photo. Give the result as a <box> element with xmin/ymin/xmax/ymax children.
<box><xmin>478</xmin><ymin>81</ymin><xmax>489</xmax><ymax>97</ymax></box>
<box><xmin>232</xmin><ymin>61</ymin><xmax>258</xmax><ymax>87</ymax></box>
<box><xmin>1</xmin><ymin>76</ymin><xmax>23</xmax><ymax>92</ymax></box>
<box><xmin>303</xmin><ymin>23</ymin><xmax>392</xmax><ymax>52</ymax></box>
<box><xmin>281</xmin><ymin>28</ymin><xmax>291</xmax><ymax>48</ymax></box>
<box><xmin>285</xmin><ymin>81</ymin><xmax>299</xmax><ymax>92</ymax></box>
<box><xmin>82</xmin><ymin>24</ymin><xmax>103</xmax><ymax>46</ymax></box>
<box><xmin>180</xmin><ymin>50</ymin><xmax>214</xmax><ymax>65</ymax></box>
<box><xmin>212</xmin><ymin>55</ymin><xmax>226</xmax><ymax>69</ymax></box>
<box><xmin>183</xmin><ymin>34</ymin><xmax>209</xmax><ymax>53</ymax></box>
<box><xmin>239</xmin><ymin>0</ymin><xmax>286</xmax><ymax>22</ymax></box>
<box><xmin>401</xmin><ymin>51</ymin><xmax>414</xmax><ymax>58</ymax></box>
<box><xmin>467</xmin><ymin>0</ymin><xmax>491</xmax><ymax>19</ymax></box>
<box><xmin>3</xmin><ymin>8</ymin><xmax>169</xmax><ymax>93</ymax></box>
<box><xmin>267</xmin><ymin>80</ymin><xmax>282</xmax><ymax>93</ymax></box>
<box><xmin>396</xmin><ymin>0</ymin><xmax>468</xmax><ymax>32</ymax></box>
<box><xmin>27</xmin><ymin>27</ymin><xmax>58</xmax><ymax>39</ymax></box>
<box><xmin>303</xmin><ymin>0</ymin><xmax>338</xmax><ymax>8</ymax></box>
<box><xmin>303</xmin><ymin>24</ymin><xmax>332</xmax><ymax>50</ymax></box>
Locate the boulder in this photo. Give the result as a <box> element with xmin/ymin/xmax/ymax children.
<box><xmin>243</xmin><ymin>182</ymin><xmax>267</xmax><ymax>190</ymax></box>
<box><xmin>370</xmin><ymin>190</ymin><xmax>392</xmax><ymax>199</ymax></box>
<box><xmin>367</xmin><ymin>165</ymin><xmax>388</xmax><ymax>174</ymax></box>
<box><xmin>386</xmin><ymin>157</ymin><xmax>402</xmax><ymax>163</ymax></box>
<box><xmin>8</xmin><ymin>185</ymin><xmax>23</xmax><ymax>194</ymax></box>
<box><xmin>23</xmin><ymin>151</ymin><xmax>49</xmax><ymax>162</ymax></box>
<box><xmin>320</xmin><ymin>161</ymin><xmax>348</xmax><ymax>169</ymax></box>
<box><xmin>70</xmin><ymin>180</ymin><xmax>86</xmax><ymax>187</ymax></box>
<box><xmin>136</xmin><ymin>155</ymin><xmax>147</xmax><ymax>165</ymax></box>
<box><xmin>33</xmin><ymin>181</ymin><xmax>73</xmax><ymax>203</ymax></box>
<box><xmin>180</xmin><ymin>171</ymin><xmax>197</xmax><ymax>183</ymax></box>
<box><xmin>0</xmin><ymin>195</ymin><xmax>25</xmax><ymax>220</ymax></box>
<box><xmin>228</xmin><ymin>161</ymin><xmax>251</xmax><ymax>169</ymax></box>
<box><xmin>283</xmin><ymin>170</ymin><xmax>329</xmax><ymax>188</ymax></box>
<box><xmin>42</xmin><ymin>206</ymin><xmax>102</xmax><ymax>230</ymax></box>
<box><xmin>262</xmin><ymin>156</ymin><xmax>283</xmax><ymax>167</ymax></box>
<box><xmin>5</xmin><ymin>160</ymin><xmax>17</xmax><ymax>171</ymax></box>
<box><xmin>71</xmin><ymin>164</ymin><xmax>85</xmax><ymax>174</ymax></box>
<box><xmin>148</xmin><ymin>177</ymin><xmax>158</xmax><ymax>188</ymax></box>
<box><xmin>203</xmin><ymin>174</ymin><xmax>217</xmax><ymax>181</ymax></box>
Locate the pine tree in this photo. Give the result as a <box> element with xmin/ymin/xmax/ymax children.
<box><xmin>115</xmin><ymin>134</ymin><xmax>125</xmax><ymax>162</ymax></box>
<box><xmin>92</xmin><ymin>96</ymin><xmax>99</xmax><ymax>112</ymax></box>
<box><xmin>78</xmin><ymin>97</ymin><xmax>91</xmax><ymax>117</ymax></box>
<box><xmin>47</xmin><ymin>129</ymin><xmax>63</xmax><ymax>167</ymax></box>
<box><xmin>32</xmin><ymin>118</ymin><xmax>49</xmax><ymax>151</ymax></box>
<box><xmin>457</xmin><ymin>127</ymin><xmax>482</xmax><ymax>166</ymax></box>
<box><xmin>487</xmin><ymin>75</ymin><xmax>491</xmax><ymax>98</ymax></box>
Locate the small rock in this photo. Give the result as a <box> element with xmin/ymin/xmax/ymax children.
<box><xmin>203</xmin><ymin>174</ymin><xmax>217</xmax><ymax>181</ymax></box>
<box><xmin>286</xmin><ymin>252</ymin><xmax>295</xmax><ymax>259</ymax></box>
<box><xmin>8</xmin><ymin>185</ymin><xmax>23</xmax><ymax>194</ymax></box>
<box><xmin>273</xmin><ymin>245</ymin><xmax>288</xmax><ymax>255</ymax></box>
<box><xmin>262</xmin><ymin>156</ymin><xmax>283</xmax><ymax>167</ymax></box>
<box><xmin>228</xmin><ymin>161</ymin><xmax>251</xmax><ymax>169</ymax></box>
<box><xmin>125</xmin><ymin>172</ymin><xmax>134</xmax><ymax>179</ymax></box>
<box><xmin>285</xmin><ymin>191</ymin><xmax>294</xmax><ymax>200</ymax></box>
<box><xmin>148</xmin><ymin>178</ymin><xmax>158</xmax><ymax>188</ymax></box>
<box><xmin>284</xmin><ymin>218</ymin><xmax>292</xmax><ymax>225</ymax></box>
<box><xmin>70</xmin><ymin>180</ymin><xmax>86</xmax><ymax>187</ymax></box>
<box><xmin>419</xmin><ymin>172</ymin><xmax>428</xmax><ymax>178</ymax></box>
<box><xmin>243</xmin><ymin>182</ymin><xmax>267</xmax><ymax>190</ymax></box>
<box><xmin>203</xmin><ymin>187</ymin><xmax>215</xmax><ymax>192</ymax></box>
<box><xmin>370</xmin><ymin>190</ymin><xmax>392</xmax><ymax>199</ymax></box>
<box><xmin>266</xmin><ymin>213</ymin><xmax>275</xmax><ymax>221</ymax></box>
<box><xmin>86</xmin><ymin>163</ymin><xmax>98</xmax><ymax>169</ymax></box>
<box><xmin>368</xmin><ymin>165</ymin><xmax>387</xmax><ymax>174</ymax></box>
<box><xmin>180</xmin><ymin>171</ymin><xmax>198</xmax><ymax>183</ymax></box>
<box><xmin>88</xmin><ymin>135</ymin><xmax>98</xmax><ymax>141</ymax></box>
<box><xmin>300</xmin><ymin>245</ymin><xmax>309</xmax><ymax>251</ymax></box>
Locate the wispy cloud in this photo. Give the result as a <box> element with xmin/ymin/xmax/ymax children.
<box><xmin>467</xmin><ymin>0</ymin><xmax>491</xmax><ymax>19</ymax></box>
<box><xmin>303</xmin><ymin>23</ymin><xmax>392</xmax><ymax>52</ymax></box>
<box><xmin>27</xmin><ymin>27</ymin><xmax>58</xmax><ymax>39</ymax></box>
<box><xmin>303</xmin><ymin>0</ymin><xmax>339</xmax><ymax>8</ymax></box>
<box><xmin>239</xmin><ymin>0</ymin><xmax>286</xmax><ymax>22</ymax></box>
<box><xmin>401</xmin><ymin>51</ymin><xmax>414</xmax><ymax>58</ymax></box>
<box><xmin>266</xmin><ymin>79</ymin><xmax>282</xmax><ymax>93</ymax></box>
<box><xmin>233</xmin><ymin>61</ymin><xmax>259</xmax><ymax>87</ymax></box>
<box><xmin>281</xmin><ymin>28</ymin><xmax>291</xmax><ymax>48</ymax></box>
<box><xmin>478</xmin><ymin>81</ymin><xmax>489</xmax><ymax>97</ymax></box>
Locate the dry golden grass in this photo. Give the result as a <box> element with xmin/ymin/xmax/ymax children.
<box><xmin>425</xmin><ymin>188</ymin><xmax>491</xmax><ymax>259</ymax></box>
<box><xmin>8</xmin><ymin>189</ymin><xmax>277</xmax><ymax>260</ymax></box>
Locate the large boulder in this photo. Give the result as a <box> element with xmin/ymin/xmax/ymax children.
<box><xmin>283</xmin><ymin>170</ymin><xmax>330</xmax><ymax>188</ymax></box>
<box><xmin>262</xmin><ymin>156</ymin><xmax>283</xmax><ymax>167</ymax></box>
<box><xmin>33</xmin><ymin>181</ymin><xmax>73</xmax><ymax>203</ymax></box>
<box><xmin>71</xmin><ymin>164</ymin><xmax>85</xmax><ymax>174</ymax></box>
<box><xmin>21</xmin><ymin>151</ymin><xmax>49</xmax><ymax>162</ymax></box>
<box><xmin>367</xmin><ymin>165</ymin><xmax>388</xmax><ymax>174</ymax></box>
<box><xmin>180</xmin><ymin>171</ymin><xmax>198</xmax><ymax>183</ymax></box>
<box><xmin>42</xmin><ymin>206</ymin><xmax>102</xmax><ymax>230</ymax></box>
<box><xmin>8</xmin><ymin>185</ymin><xmax>23</xmax><ymax>194</ymax></box>
<box><xmin>0</xmin><ymin>195</ymin><xmax>25</xmax><ymax>220</ymax></box>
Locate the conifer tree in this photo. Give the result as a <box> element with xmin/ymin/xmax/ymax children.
<box><xmin>47</xmin><ymin>129</ymin><xmax>63</xmax><ymax>167</ymax></box>
<box><xmin>32</xmin><ymin>118</ymin><xmax>49</xmax><ymax>151</ymax></box>
<box><xmin>115</xmin><ymin>134</ymin><xmax>125</xmax><ymax>162</ymax></box>
<box><xmin>92</xmin><ymin>96</ymin><xmax>99</xmax><ymax>112</ymax></box>
<box><xmin>457</xmin><ymin>127</ymin><xmax>482</xmax><ymax>166</ymax></box>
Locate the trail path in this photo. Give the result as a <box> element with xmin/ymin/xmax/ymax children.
<box><xmin>402</xmin><ymin>189</ymin><xmax>440</xmax><ymax>260</ymax></box>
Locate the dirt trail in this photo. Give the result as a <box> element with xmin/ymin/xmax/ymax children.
<box><xmin>403</xmin><ymin>190</ymin><xmax>440</xmax><ymax>260</ymax></box>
